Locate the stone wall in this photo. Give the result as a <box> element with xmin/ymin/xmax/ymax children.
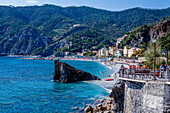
<box><xmin>164</xmin><ymin>84</ymin><xmax>170</xmax><ymax>112</ymax></box>
<box><xmin>124</xmin><ymin>81</ymin><xmax>170</xmax><ymax>113</ymax></box>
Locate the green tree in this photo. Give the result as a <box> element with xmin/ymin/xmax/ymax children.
<box><xmin>160</xmin><ymin>17</ymin><xmax>165</xmax><ymax>22</ymax></box>
<box><xmin>61</xmin><ymin>47</ymin><xmax>69</xmax><ymax>52</ymax></box>
<box><xmin>144</xmin><ymin>42</ymin><xmax>163</xmax><ymax>70</ymax></box>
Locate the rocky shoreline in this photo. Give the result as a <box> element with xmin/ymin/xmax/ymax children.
<box><xmin>83</xmin><ymin>62</ymin><xmax>126</xmax><ymax>113</ymax></box>
<box><xmin>84</xmin><ymin>80</ymin><xmax>125</xmax><ymax>113</ymax></box>
<box><xmin>84</xmin><ymin>98</ymin><xmax>116</xmax><ymax>113</ymax></box>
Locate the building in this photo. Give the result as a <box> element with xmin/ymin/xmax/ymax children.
<box><xmin>114</xmin><ymin>49</ymin><xmax>123</xmax><ymax>57</ymax></box>
<box><xmin>65</xmin><ymin>52</ymin><xmax>69</xmax><ymax>56</ymax></box>
<box><xmin>123</xmin><ymin>45</ymin><xmax>142</xmax><ymax>57</ymax></box>
<box><xmin>106</xmin><ymin>49</ymin><xmax>110</xmax><ymax>56</ymax></box>
<box><xmin>116</xmin><ymin>35</ymin><xmax>128</xmax><ymax>48</ymax></box>
<box><xmin>97</xmin><ymin>47</ymin><xmax>107</xmax><ymax>56</ymax></box>
<box><xmin>123</xmin><ymin>46</ymin><xmax>132</xmax><ymax>57</ymax></box>
<box><xmin>128</xmin><ymin>47</ymin><xmax>141</xmax><ymax>57</ymax></box>
<box><xmin>76</xmin><ymin>52</ymin><xmax>84</xmax><ymax>56</ymax></box>
<box><xmin>109</xmin><ymin>47</ymin><xmax>117</xmax><ymax>55</ymax></box>
<box><xmin>97</xmin><ymin>47</ymin><xmax>118</xmax><ymax>57</ymax></box>
<box><xmin>73</xmin><ymin>24</ymin><xmax>81</xmax><ymax>27</ymax></box>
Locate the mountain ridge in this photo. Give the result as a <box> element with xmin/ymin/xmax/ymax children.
<box><xmin>0</xmin><ymin>4</ymin><xmax>169</xmax><ymax>56</ymax></box>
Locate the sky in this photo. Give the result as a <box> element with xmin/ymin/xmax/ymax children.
<box><xmin>0</xmin><ymin>0</ymin><xmax>169</xmax><ymax>11</ymax></box>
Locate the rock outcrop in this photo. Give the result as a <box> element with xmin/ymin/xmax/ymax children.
<box><xmin>119</xmin><ymin>20</ymin><xmax>170</xmax><ymax>49</ymax></box>
<box><xmin>54</xmin><ymin>60</ymin><xmax>101</xmax><ymax>83</ymax></box>
<box><xmin>109</xmin><ymin>80</ymin><xmax>125</xmax><ymax>112</ymax></box>
<box><xmin>150</xmin><ymin>20</ymin><xmax>170</xmax><ymax>39</ymax></box>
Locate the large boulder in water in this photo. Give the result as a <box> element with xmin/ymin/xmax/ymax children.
<box><xmin>54</xmin><ymin>60</ymin><xmax>101</xmax><ymax>83</ymax></box>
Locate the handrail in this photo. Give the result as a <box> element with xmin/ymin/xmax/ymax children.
<box><xmin>118</xmin><ymin>68</ymin><xmax>170</xmax><ymax>80</ymax></box>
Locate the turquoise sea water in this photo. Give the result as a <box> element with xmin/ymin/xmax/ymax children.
<box><xmin>0</xmin><ymin>57</ymin><xmax>114</xmax><ymax>113</ymax></box>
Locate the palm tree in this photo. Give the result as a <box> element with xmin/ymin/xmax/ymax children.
<box><xmin>144</xmin><ymin>41</ymin><xmax>163</xmax><ymax>70</ymax></box>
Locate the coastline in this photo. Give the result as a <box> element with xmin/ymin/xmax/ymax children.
<box><xmin>20</xmin><ymin>56</ymin><xmax>127</xmax><ymax>93</ymax></box>
<box><xmin>19</xmin><ymin>56</ymin><xmax>127</xmax><ymax>112</ymax></box>
<box><xmin>83</xmin><ymin>62</ymin><xmax>131</xmax><ymax>112</ymax></box>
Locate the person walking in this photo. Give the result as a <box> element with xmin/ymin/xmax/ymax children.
<box><xmin>132</xmin><ymin>65</ymin><xmax>136</xmax><ymax>77</ymax></box>
<box><xmin>120</xmin><ymin>65</ymin><xmax>125</xmax><ymax>77</ymax></box>
<box><xmin>160</xmin><ymin>64</ymin><xmax>166</xmax><ymax>78</ymax></box>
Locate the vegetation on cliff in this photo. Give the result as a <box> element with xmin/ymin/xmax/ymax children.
<box><xmin>119</xmin><ymin>20</ymin><xmax>170</xmax><ymax>51</ymax></box>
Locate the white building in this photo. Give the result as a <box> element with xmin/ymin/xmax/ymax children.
<box><xmin>123</xmin><ymin>46</ymin><xmax>132</xmax><ymax>57</ymax></box>
<box><xmin>128</xmin><ymin>47</ymin><xmax>141</xmax><ymax>57</ymax></box>
<box><xmin>123</xmin><ymin>45</ymin><xmax>141</xmax><ymax>57</ymax></box>
<box><xmin>98</xmin><ymin>47</ymin><xmax>107</xmax><ymax>56</ymax></box>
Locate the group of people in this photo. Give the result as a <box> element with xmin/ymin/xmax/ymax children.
<box><xmin>119</xmin><ymin>63</ymin><xmax>167</xmax><ymax>78</ymax></box>
<box><xmin>129</xmin><ymin>64</ymin><xmax>147</xmax><ymax>71</ymax></box>
<box><xmin>119</xmin><ymin>64</ymin><xmax>145</xmax><ymax>76</ymax></box>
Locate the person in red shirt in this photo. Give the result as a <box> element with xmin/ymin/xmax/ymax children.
<box><xmin>143</xmin><ymin>65</ymin><xmax>146</xmax><ymax>70</ymax></box>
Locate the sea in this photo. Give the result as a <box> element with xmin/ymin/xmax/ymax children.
<box><xmin>0</xmin><ymin>57</ymin><xmax>115</xmax><ymax>113</ymax></box>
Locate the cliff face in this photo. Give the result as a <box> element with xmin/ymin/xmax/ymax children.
<box><xmin>54</xmin><ymin>60</ymin><xmax>101</xmax><ymax>83</ymax></box>
<box><xmin>150</xmin><ymin>20</ymin><xmax>170</xmax><ymax>39</ymax></box>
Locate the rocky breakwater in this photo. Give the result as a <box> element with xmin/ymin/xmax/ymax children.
<box><xmin>84</xmin><ymin>80</ymin><xmax>125</xmax><ymax>113</ymax></box>
<box><xmin>54</xmin><ymin>60</ymin><xmax>100</xmax><ymax>83</ymax></box>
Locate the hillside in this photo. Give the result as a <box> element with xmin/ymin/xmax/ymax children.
<box><xmin>0</xmin><ymin>4</ymin><xmax>170</xmax><ymax>56</ymax></box>
<box><xmin>119</xmin><ymin>20</ymin><xmax>170</xmax><ymax>50</ymax></box>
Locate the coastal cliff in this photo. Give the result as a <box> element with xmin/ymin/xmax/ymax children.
<box><xmin>54</xmin><ymin>60</ymin><xmax>100</xmax><ymax>83</ymax></box>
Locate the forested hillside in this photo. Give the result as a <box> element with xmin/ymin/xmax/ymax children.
<box><xmin>0</xmin><ymin>4</ymin><xmax>169</xmax><ymax>56</ymax></box>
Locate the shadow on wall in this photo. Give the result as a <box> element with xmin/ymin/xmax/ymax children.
<box><xmin>126</xmin><ymin>81</ymin><xmax>145</xmax><ymax>89</ymax></box>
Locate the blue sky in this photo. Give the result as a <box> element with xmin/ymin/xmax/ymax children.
<box><xmin>0</xmin><ymin>0</ymin><xmax>169</xmax><ymax>11</ymax></box>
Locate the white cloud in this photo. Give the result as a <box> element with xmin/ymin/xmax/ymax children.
<box><xmin>26</xmin><ymin>0</ymin><xmax>38</xmax><ymax>4</ymax></box>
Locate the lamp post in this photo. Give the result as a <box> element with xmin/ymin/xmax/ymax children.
<box><xmin>165</xmin><ymin>48</ymin><xmax>168</xmax><ymax>79</ymax></box>
<box><xmin>152</xmin><ymin>35</ymin><xmax>157</xmax><ymax>80</ymax></box>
